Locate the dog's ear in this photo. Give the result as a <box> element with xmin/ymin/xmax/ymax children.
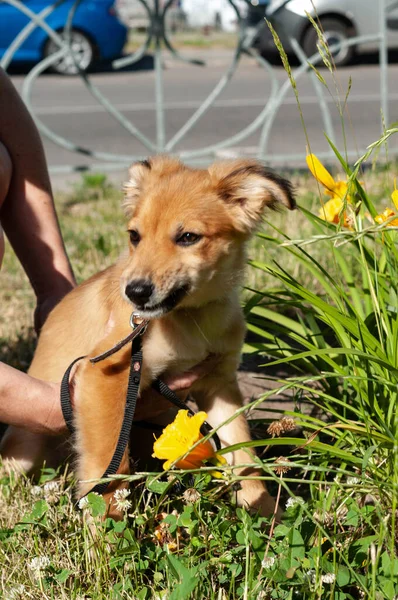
<box><xmin>209</xmin><ymin>160</ymin><xmax>296</xmax><ymax>234</ymax></box>
<box><xmin>123</xmin><ymin>159</ymin><xmax>152</xmax><ymax>217</ymax></box>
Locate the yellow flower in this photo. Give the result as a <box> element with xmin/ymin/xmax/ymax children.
<box><xmin>375</xmin><ymin>208</ymin><xmax>398</xmax><ymax>227</ymax></box>
<box><xmin>306</xmin><ymin>154</ymin><xmax>351</xmax><ymax>224</ymax></box>
<box><xmin>306</xmin><ymin>154</ymin><xmax>350</xmax><ymax>201</ymax></box>
<box><xmin>375</xmin><ymin>181</ymin><xmax>398</xmax><ymax>227</ymax></box>
<box><xmin>153</xmin><ymin>410</ymin><xmax>221</xmax><ymax>470</ymax></box>
<box><xmin>320</xmin><ymin>196</ymin><xmax>344</xmax><ymax>224</ymax></box>
<box><xmin>392</xmin><ymin>179</ymin><xmax>398</xmax><ymax>210</ymax></box>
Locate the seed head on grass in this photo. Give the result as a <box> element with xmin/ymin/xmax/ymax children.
<box><xmin>305</xmin><ymin>12</ymin><xmax>334</xmax><ymax>71</ymax></box>
<box><xmin>347</xmin><ymin>476</ymin><xmax>360</xmax><ymax>486</ymax></box>
<box><xmin>78</xmin><ymin>495</ymin><xmax>90</xmax><ymax>510</ymax></box>
<box><xmin>183</xmin><ymin>488</ymin><xmax>201</xmax><ymax>504</ymax></box>
<box><xmin>4</xmin><ymin>584</ymin><xmax>25</xmax><ymax>600</ymax></box>
<box><xmin>308</xmin><ymin>568</ymin><xmax>337</xmax><ymax>585</ymax></box>
<box><xmin>314</xmin><ymin>509</ymin><xmax>335</xmax><ymax>528</ymax></box>
<box><xmin>43</xmin><ymin>480</ymin><xmax>59</xmax><ymax>494</ymax></box>
<box><xmin>43</xmin><ymin>480</ymin><xmax>61</xmax><ymax>504</ymax></box>
<box><xmin>266</xmin><ymin>21</ymin><xmax>296</xmax><ymax>92</ymax></box>
<box><xmin>267</xmin><ymin>416</ymin><xmax>296</xmax><ymax>437</ymax></box>
<box><xmin>261</xmin><ymin>556</ymin><xmax>276</xmax><ymax>569</ymax></box>
<box><xmin>273</xmin><ymin>457</ymin><xmax>291</xmax><ymax>475</ymax></box>
<box><xmin>30</xmin><ymin>485</ymin><xmax>42</xmax><ymax>498</ymax></box>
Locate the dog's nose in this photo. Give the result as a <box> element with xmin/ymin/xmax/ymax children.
<box><xmin>125</xmin><ymin>279</ymin><xmax>154</xmax><ymax>307</ymax></box>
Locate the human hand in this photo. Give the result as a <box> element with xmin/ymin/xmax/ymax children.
<box><xmin>134</xmin><ymin>354</ymin><xmax>221</xmax><ymax>421</ymax></box>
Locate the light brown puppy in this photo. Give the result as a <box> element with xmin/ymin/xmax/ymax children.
<box><xmin>1</xmin><ymin>157</ymin><xmax>295</xmax><ymax>516</ymax></box>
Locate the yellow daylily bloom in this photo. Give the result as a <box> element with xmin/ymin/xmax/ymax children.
<box><xmin>319</xmin><ymin>196</ymin><xmax>353</xmax><ymax>228</ymax></box>
<box><xmin>153</xmin><ymin>410</ymin><xmax>223</xmax><ymax>470</ymax></box>
<box><xmin>306</xmin><ymin>154</ymin><xmax>350</xmax><ymax>201</ymax></box>
<box><xmin>319</xmin><ymin>197</ymin><xmax>344</xmax><ymax>224</ymax></box>
<box><xmin>375</xmin><ymin>207</ymin><xmax>398</xmax><ymax>227</ymax></box>
<box><xmin>392</xmin><ymin>179</ymin><xmax>398</xmax><ymax>210</ymax></box>
<box><xmin>375</xmin><ymin>181</ymin><xmax>398</xmax><ymax>227</ymax></box>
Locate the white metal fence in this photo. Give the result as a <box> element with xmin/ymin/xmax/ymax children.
<box><xmin>1</xmin><ymin>0</ymin><xmax>397</xmax><ymax>172</ymax></box>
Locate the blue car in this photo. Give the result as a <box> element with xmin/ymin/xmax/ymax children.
<box><xmin>0</xmin><ymin>0</ymin><xmax>128</xmax><ymax>74</ymax></box>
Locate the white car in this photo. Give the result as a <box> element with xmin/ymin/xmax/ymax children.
<box><xmin>259</xmin><ymin>0</ymin><xmax>398</xmax><ymax>66</ymax></box>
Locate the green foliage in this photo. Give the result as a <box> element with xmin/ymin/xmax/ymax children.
<box><xmin>243</xmin><ymin>140</ymin><xmax>398</xmax><ymax>598</ymax></box>
<box><xmin>2</xmin><ymin>466</ymin><xmax>396</xmax><ymax>598</ymax></box>
<box><xmin>0</xmin><ymin>470</ymin><xmax>272</xmax><ymax>598</ymax></box>
<box><xmin>80</xmin><ymin>173</ymin><xmax>108</xmax><ymax>189</ymax></box>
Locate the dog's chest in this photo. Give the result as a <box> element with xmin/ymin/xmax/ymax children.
<box><xmin>140</xmin><ymin>307</ymin><xmax>237</xmax><ymax>380</ymax></box>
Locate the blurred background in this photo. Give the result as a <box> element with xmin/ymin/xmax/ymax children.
<box><xmin>1</xmin><ymin>0</ymin><xmax>398</xmax><ymax>187</ymax></box>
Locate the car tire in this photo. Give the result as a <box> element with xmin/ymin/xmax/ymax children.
<box><xmin>302</xmin><ymin>18</ymin><xmax>355</xmax><ymax>67</ymax></box>
<box><xmin>44</xmin><ymin>29</ymin><xmax>95</xmax><ymax>75</ymax></box>
<box><xmin>254</xmin><ymin>28</ymin><xmax>284</xmax><ymax>66</ymax></box>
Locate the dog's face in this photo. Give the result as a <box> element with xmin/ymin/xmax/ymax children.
<box><xmin>120</xmin><ymin>156</ymin><xmax>295</xmax><ymax>318</ymax></box>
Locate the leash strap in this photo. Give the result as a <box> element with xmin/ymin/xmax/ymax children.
<box><xmin>60</xmin><ymin>355</ymin><xmax>86</xmax><ymax>435</ymax></box>
<box><xmin>60</xmin><ymin>337</ymin><xmax>143</xmax><ymax>497</ymax></box>
<box><xmin>89</xmin><ymin>336</ymin><xmax>143</xmax><ymax>495</ymax></box>
<box><xmin>60</xmin><ymin>320</ymin><xmax>148</xmax><ymax>433</ymax></box>
<box><xmin>90</xmin><ymin>319</ymin><xmax>148</xmax><ymax>363</ymax></box>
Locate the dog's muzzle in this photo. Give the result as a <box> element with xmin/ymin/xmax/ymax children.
<box><xmin>125</xmin><ymin>279</ymin><xmax>154</xmax><ymax>309</ymax></box>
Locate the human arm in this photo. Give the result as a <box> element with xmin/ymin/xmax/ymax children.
<box><xmin>0</xmin><ymin>69</ymin><xmax>75</xmax><ymax>329</ymax></box>
<box><xmin>0</xmin><ymin>356</ymin><xmax>220</xmax><ymax>436</ymax></box>
<box><xmin>0</xmin><ymin>362</ymin><xmax>62</xmax><ymax>435</ymax></box>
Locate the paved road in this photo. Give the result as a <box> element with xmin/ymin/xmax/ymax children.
<box><xmin>10</xmin><ymin>50</ymin><xmax>398</xmax><ymax>186</ymax></box>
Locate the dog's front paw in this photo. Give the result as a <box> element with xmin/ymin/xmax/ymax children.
<box><xmin>236</xmin><ymin>480</ymin><xmax>281</xmax><ymax>520</ymax></box>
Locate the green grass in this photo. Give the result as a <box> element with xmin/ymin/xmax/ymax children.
<box><xmin>0</xmin><ymin>467</ymin><xmax>277</xmax><ymax>599</ymax></box>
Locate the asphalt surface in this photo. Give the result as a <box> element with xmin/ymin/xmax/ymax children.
<box><xmin>9</xmin><ymin>50</ymin><xmax>398</xmax><ymax>188</ymax></box>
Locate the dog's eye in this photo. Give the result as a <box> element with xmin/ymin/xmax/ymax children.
<box><xmin>129</xmin><ymin>230</ymin><xmax>141</xmax><ymax>246</ymax></box>
<box><xmin>176</xmin><ymin>232</ymin><xmax>202</xmax><ymax>246</ymax></box>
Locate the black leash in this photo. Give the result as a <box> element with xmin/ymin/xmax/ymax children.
<box><xmin>60</xmin><ymin>314</ymin><xmax>221</xmax><ymax>500</ymax></box>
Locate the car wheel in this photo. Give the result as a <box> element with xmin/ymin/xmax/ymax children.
<box><xmin>44</xmin><ymin>29</ymin><xmax>95</xmax><ymax>75</ymax></box>
<box><xmin>302</xmin><ymin>18</ymin><xmax>355</xmax><ymax>67</ymax></box>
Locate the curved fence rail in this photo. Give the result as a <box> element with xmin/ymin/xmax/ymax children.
<box><xmin>1</xmin><ymin>0</ymin><xmax>396</xmax><ymax>172</ymax></box>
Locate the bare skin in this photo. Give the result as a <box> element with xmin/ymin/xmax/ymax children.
<box><xmin>0</xmin><ymin>69</ymin><xmax>215</xmax><ymax>438</ymax></box>
<box><xmin>0</xmin><ymin>68</ymin><xmax>74</xmax><ymax>437</ymax></box>
<box><xmin>0</xmin><ymin>357</ymin><xmax>220</xmax><ymax>436</ymax></box>
<box><xmin>0</xmin><ymin>69</ymin><xmax>75</xmax><ymax>328</ymax></box>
